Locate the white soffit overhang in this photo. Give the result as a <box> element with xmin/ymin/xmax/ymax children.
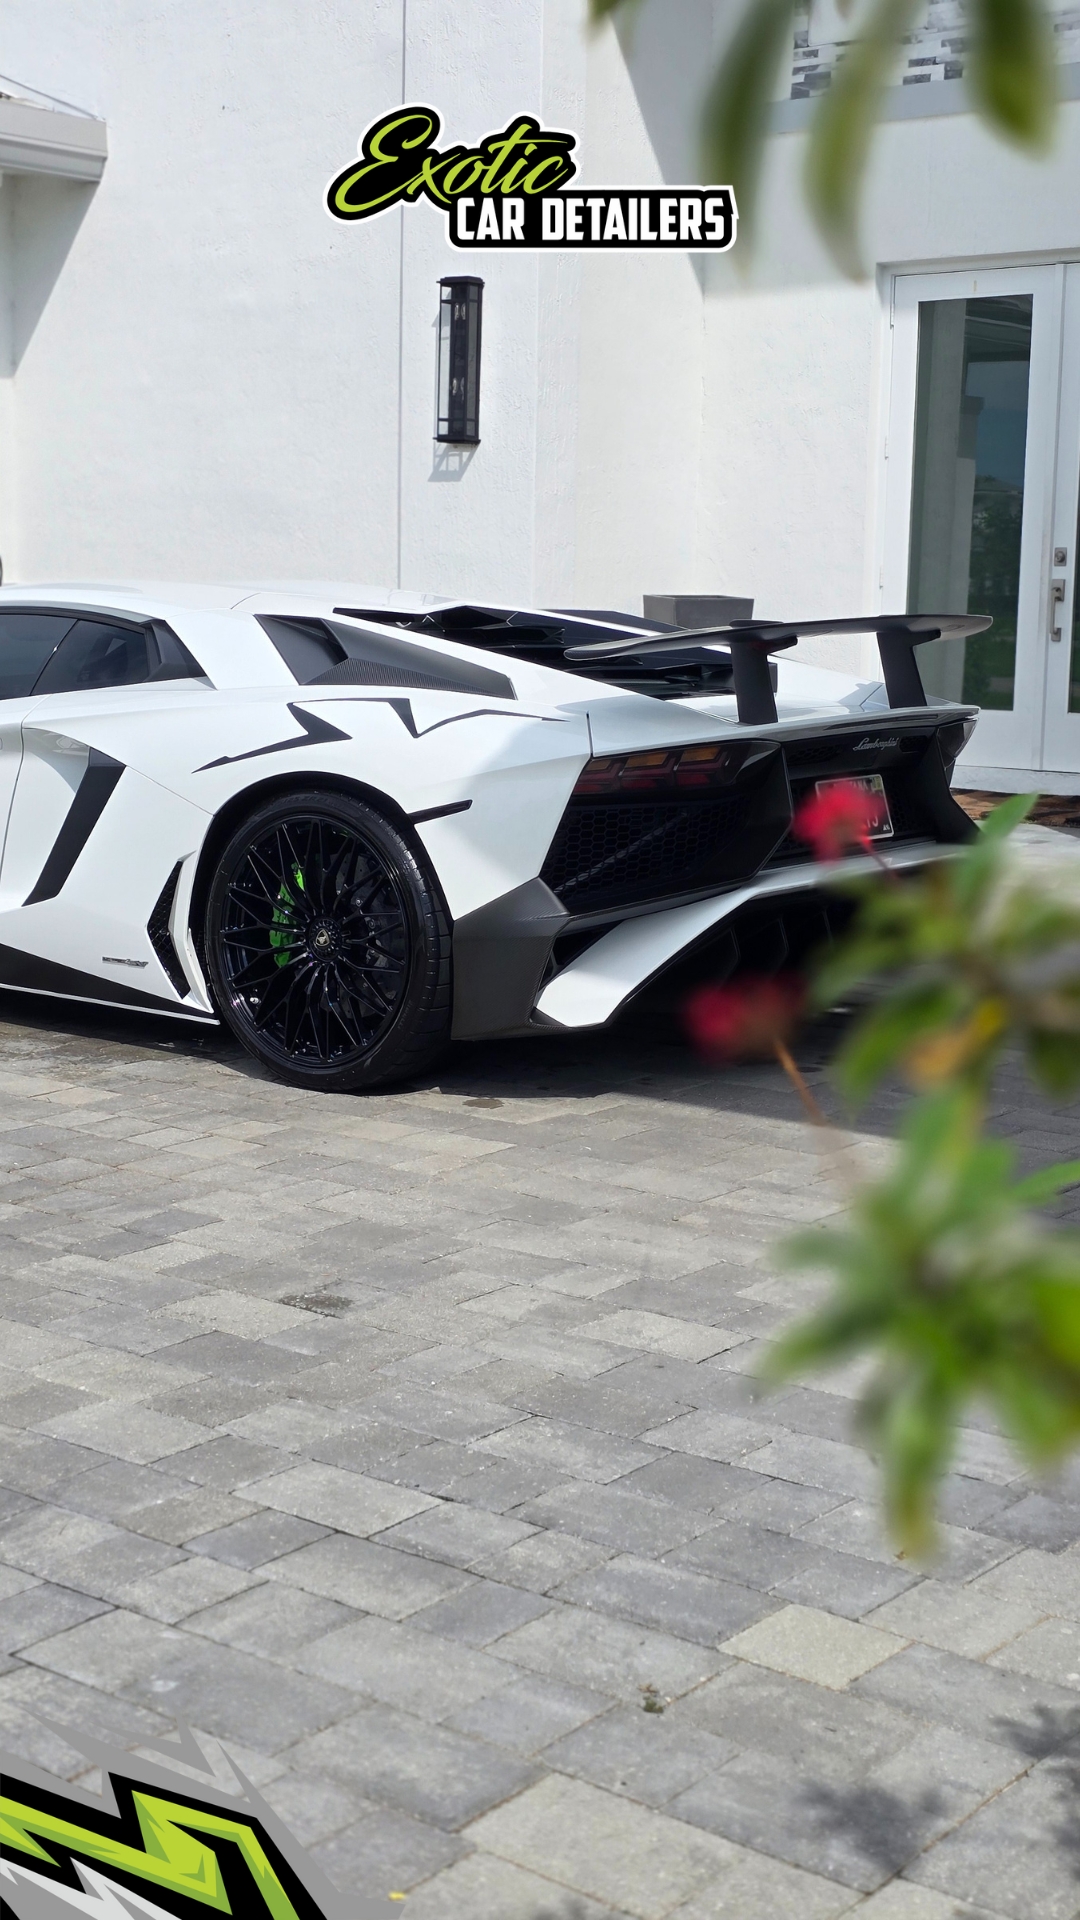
<box><xmin>0</xmin><ymin>95</ymin><xmax>106</xmax><ymax>181</ymax></box>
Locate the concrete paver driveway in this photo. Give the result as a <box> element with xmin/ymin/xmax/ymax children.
<box><xmin>3</xmin><ymin>875</ymin><xmax>1080</xmax><ymax>1920</ymax></box>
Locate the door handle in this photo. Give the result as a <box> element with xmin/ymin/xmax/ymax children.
<box><xmin>1051</xmin><ymin>577</ymin><xmax>1066</xmax><ymax>642</ymax></box>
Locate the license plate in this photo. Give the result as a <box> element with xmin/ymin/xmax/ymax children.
<box><xmin>815</xmin><ymin>773</ymin><xmax>894</xmax><ymax>840</ymax></box>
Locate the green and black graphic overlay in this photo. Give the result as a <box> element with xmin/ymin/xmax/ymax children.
<box><xmin>327</xmin><ymin>106</ymin><xmax>736</xmax><ymax>251</ymax></box>
<box><xmin>1</xmin><ymin>1732</ymin><xmax>392</xmax><ymax>1920</ymax></box>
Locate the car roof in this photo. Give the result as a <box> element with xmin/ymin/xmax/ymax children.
<box><xmin>0</xmin><ymin>581</ymin><xmax>587</xmax><ymax>617</ymax></box>
<box><xmin>0</xmin><ymin>581</ymin><xmax>439</xmax><ymax>614</ymax></box>
<box><xmin>0</xmin><ymin>583</ymin><xmax>647</xmax><ymax>631</ymax></box>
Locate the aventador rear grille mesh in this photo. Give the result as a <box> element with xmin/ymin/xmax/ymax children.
<box><xmin>784</xmin><ymin>735</ymin><xmax>931</xmax><ymax>776</ymax></box>
<box><xmin>146</xmin><ymin>862</ymin><xmax>190</xmax><ymax>998</ymax></box>
<box><xmin>541</xmin><ymin>793</ymin><xmax>753</xmax><ymax>911</ymax></box>
<box><xmin>542</xmin><ymin>732</ymin><xmax>954</xmax><ymax>911</ymax></box>
<box><xmin>784</xmin><ymin>740</ymin><xmax>863</xmax><ymax>770</ymax></box>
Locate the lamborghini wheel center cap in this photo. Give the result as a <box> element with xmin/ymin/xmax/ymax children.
<box><xmin>309</xmin><ymin>920</ymin><xmax>337</xmax><ymax>956</ymax></box>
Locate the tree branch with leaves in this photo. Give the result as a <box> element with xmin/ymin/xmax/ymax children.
<box><xmin>688</xmin><ymin>794</ymin><xmax>1080</xmax><ymax>1559</ymax></box>
<box><xmin>589</xmin><ymin>0</ymin><xmax>1058</xmax><ymax>271</ymax></box>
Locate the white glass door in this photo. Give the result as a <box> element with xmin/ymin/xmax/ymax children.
<box><xmin>884</xmin><ymin>265</ymin><xmax>1065</xmax><ymax>781</ymax></box>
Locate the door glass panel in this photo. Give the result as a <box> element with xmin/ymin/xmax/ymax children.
<box><xmin>907</xmin><ymin>296</ymin><xmax>1032</xmax><ymax>710</ymax></box>
<box><xmin>0</xmin><ymin>613</ymin><xmax>74</xmax><ymax>698</ymax></box>
<box><xmin>32</xmin><ymin>618</ymin><xmax>152</xmax><ymax>695</ymax></box>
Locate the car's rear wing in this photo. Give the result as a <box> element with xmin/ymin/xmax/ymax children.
<box><xmin>565</xmin><ymin>613</ymin><xmax>992</xmax><ymax>725</ymax></box>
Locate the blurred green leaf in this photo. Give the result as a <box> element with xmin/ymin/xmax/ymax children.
<box><xmin>980</xmin><ymin>792</ymin><xmax>1037</xmax><ymax>839</ymax></box>
<box><xmin>868</xmin><ymin>1367</ymin><xmax>957</xmax><ymax>1558</ymax></box>
<box><xmin>700</xmin><ymin>0</ymin><xmax>800</xmax><ymax>240</ymax></box>
<box><xmin>590</xmin><ymin>1</ymin><xmax>1057</xmax><ymax>271</ymax></box>
<box><xmin>806</xmin><ymin>797</ymin><xmax>1080</xmax><ymax>1103</ymax></box>
<box><xmin>1031</xmin><ymin>1275</ymin><xmax>1080</xmax><ymax>1369</ymax></box>
<box><xmin>805</xmin><ymin>0</ymin><xmax>924</xmax><ymax>273</ymax></box>
<box><xmin>832</xmin><ymin>980</ymin><xmax>966</xmax><ymax>1103</ymax></box>
<box><xmin>767</xmin><ymin>1087</ymin><xmax>1080</xmax><ymax>1557</ymax></box>
<box><xmin>967</xmin><ymin>0</ymin><xmax>1056</xmax><ymax>144</ymax></box>
<box><xmin>1012</xmin><ymin>1159</ymin><xmax>1080</xmax><ymax>1205</ymax></box>
<box><xmin>990</xmin><ymin>1351</ymin><xmax>1080</xmax><ymax>1455</ymax></box>
<box><xmin>1026</xmin><ymin>1031</ymin><xmax>1080</xmax><ymax>1098</ymax></box>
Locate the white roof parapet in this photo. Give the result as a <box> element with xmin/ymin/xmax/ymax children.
<box><xmin>0</xmin><ymin>96</ymin><xmax>106</xmax><ymax>181</ymax></box>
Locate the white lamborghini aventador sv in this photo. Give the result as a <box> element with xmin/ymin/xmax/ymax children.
<box><xmin>0</xmin><ymin>584</ymin><xmax>986</xmax><ymax>1090</ymax></box>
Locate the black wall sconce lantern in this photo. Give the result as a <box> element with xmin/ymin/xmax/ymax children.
<box><xmin>436</xmin><ymin>276</ymin><xmax>483</xmax><ymax>444</ymax></box>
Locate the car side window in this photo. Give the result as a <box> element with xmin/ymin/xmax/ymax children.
<box><xmin>32</xmin><ymin>618</ymin><xmax>154</xmax><ymax>695</ymax></box>
<box><xmin>0</xmin><ymin>613</ymin><xmax>75</xmax><ymax>698</ymax></box>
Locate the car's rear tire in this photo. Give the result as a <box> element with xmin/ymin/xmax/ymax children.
<box><xmin>204</xmin><ymin>789</ymin><xmax>451</xmax><ymax>1092</ymax></box>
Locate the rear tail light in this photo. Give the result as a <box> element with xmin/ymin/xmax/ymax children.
<box><xmin>572</xmin><ymin>741</ymin><xmax>741</xmax><ymax>797</ymax></box>
<box><xmin>936</xmin><ymin>717</ymin><xmax>978</xmax><ymax>765</ymax></box>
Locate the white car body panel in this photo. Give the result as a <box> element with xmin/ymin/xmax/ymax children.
<box><xmin>535</xmin><ymin>839</ymin><xmax>958</xmax><ymax>1029</ymax></box>
<box><xmin>3</xmin><ymin>683</ymin><xmax>590</xmax><ymax>924</ymax></box>
<box><xmin>0</xmin><ymin>768</ymin><xmax>213</xmax><ymax>1014</ymax></box>
<box><xmin>0</xmin><ymin>581</ymin><xmax>978</xmax><ymax>1049</ymax></box>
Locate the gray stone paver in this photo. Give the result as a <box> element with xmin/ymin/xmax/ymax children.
<box><xmin>1</xmin><ymin>955</ymin><xmax>1080</xmax><ymax>1917</ymax></box>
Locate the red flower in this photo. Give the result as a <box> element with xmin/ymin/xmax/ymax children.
<box><xmin>793</xmin><ymin>781</ymin><xmax>878</xmax><ymax>861</ymax></box>
<box><xmin>684</xmin><ymin>976</ymin><xmax>804</xmax><ymax>1061</ymax></box>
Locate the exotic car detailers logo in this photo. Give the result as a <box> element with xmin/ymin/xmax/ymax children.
<box><xmin>326</xmin><ymin>105</ymin><xmax>737</xmax><ymax>250</ymax></box>
<box><xmin>0</xmin><ymin>1725</ymin><xmax>395</xmax><ymax>1920</ymax></box>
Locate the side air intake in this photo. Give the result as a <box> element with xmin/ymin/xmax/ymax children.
<box><xmin>257</xmin><ymin>614</ymin><xmax>515</xmax><ymax>701</ymax></box>
<box><xmin>147</xmin><ymin>862</ymin><xmax>190</xmax><ymax>998</ymax></box>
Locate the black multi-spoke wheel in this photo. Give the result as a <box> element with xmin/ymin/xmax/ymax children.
<box><xmin>205</xmin><ymin>791</ymin><xmax>451</xmax><ymax>1090</ymax></box>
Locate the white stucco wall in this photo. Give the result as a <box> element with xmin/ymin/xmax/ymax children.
<box><xmin>0</xmin><ymin>0</ymin><xmax>1077</xmax><ymax>667</ymax></box>
<box><xmin>0</xmin><ymin>173</ymin><xmax>14</xmax><ymax>575</ymax></box>
<box><xmin>567</xmin><ymin>10</ymin><xmax>709</xmax><ymax>612</ymax></box>
<box><xmin>0</xmin><ymin>0</ymin><xmax>707</xmax><ymax>612</ymax></box>
<box><xmin>396</xmin><ymin>0</ymin><xmax>553</xmax><ymax>603</ymax></box>
<box><xmin>1</xmin><ymin>2</ymin><xmax>406</xmax><ymax>585</ymax></box>
<box><xmin>696</xmin><ymin>90</ymin><xmax>1080</xmax><ymax>677</ymax></box>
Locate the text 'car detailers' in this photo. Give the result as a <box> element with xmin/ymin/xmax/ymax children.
<box><xmin>326</xmin><ymin>107</ymin><xmax>737</xmax><ymax>250</ymax></box>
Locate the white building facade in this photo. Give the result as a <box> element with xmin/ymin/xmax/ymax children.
<box><xmin>2</xmin><ymin>0</ymin><xmax>1079</xmax><ymax>787</ymax></box>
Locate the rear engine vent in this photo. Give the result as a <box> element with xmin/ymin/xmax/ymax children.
<box><xmin>541</xmin><ymin>741</ymin><xmax>788</xmax><ymax>912</ymax></box>
<box><xmin>542</xmin><ymin>792</ymin><xmax>754</xmax><ymax>911</ymax></box>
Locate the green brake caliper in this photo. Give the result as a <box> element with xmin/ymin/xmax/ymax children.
<box><xmin>269</xmin><ymin>864</ymin><xmax>304</xmax><ymax>966</ymax></box>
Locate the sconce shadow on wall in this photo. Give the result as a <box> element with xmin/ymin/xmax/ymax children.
<box><xmin>429</xmin><ymin>445</ymin><xmax>479</xmax><ymax>483</ymax></box>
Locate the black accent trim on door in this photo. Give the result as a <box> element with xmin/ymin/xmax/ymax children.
<box><xmin>24</xmin><ymin>749</ymin><xmax>125</xmax><ymax>906</ymax></box>
<box><xmin>146</xmin><ymin>861</ymin><xmax>191</xmax><ymax>997</ymax></box>
<box><xmin>0</xmin><ymin>939</ymin><xmax>217</xmax><ymax>1019</ymax></box>
<box><xmin>195</xmin><ymin>703</ymin><xmax>351</xmax><ymax>771</ymax></box>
